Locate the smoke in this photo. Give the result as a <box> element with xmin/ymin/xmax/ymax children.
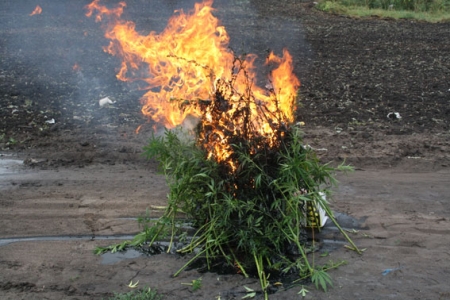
<box><xmin>0</xmin><ymin>0</ymin><xmax>311</xmax><ymax>134</ymax></box>
<box><xmin>214</xmin><ymin>0</ymin><xmax>313</xmax><ymax>76</ymax></box>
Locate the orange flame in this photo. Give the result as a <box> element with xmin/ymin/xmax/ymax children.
<box><xmin>85</xmin><ymin>0</ymin><xmax>126</xmax><ymax>22</ymax></box>
<box><xmin>86</xmin><ymin>0</ymin><xmax>300</xmax><ymax>169</ymax></box>
<box><xmin>29</xmin><ymin>5</ymin><xmax>42</xmax><ymax>16</ymax></box>
<box><xmin>72</xmin><ymin>63</ymin><xmax>81</xmax><ymax>72</ymax></box>
<box><xmin>135</xmin><ymin>124</ymin><xmax>143</xmax><ymax>134</ymax></box>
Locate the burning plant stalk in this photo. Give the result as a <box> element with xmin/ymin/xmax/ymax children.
<box><xmin>87</xmin><ymin>1</ymin><xmax>360</xmax><ymax>298</ymax></box>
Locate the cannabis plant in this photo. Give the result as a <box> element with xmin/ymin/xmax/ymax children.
<box><xmin>96</xmin><ymin>56</ymin><xmax>360</xmax><ymax>299</ymax></box>
<box><xmin>140</xmin><ymin>124</ymin><xmax>360</xmax><ymax>299</ymax></box>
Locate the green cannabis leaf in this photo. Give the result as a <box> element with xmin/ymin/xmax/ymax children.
<box><xmin>298</xmin><ymin>286</ymin><xmax>309</xmax><ymax>297</ymax></box>
<box><xmin>242</xmin><ymin>286</ymin><xmax>256</xmax><ymax>299</ymax></box>
<box><xmin>311</xmin><ymin>269</ymin><xmax>333</xmax><ymax>292</ymax></box>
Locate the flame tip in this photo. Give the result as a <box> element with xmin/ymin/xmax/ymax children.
<box><xmin>87</xmin><ymin>0</ymin><xmax>300</xmax><ymax>171</ymax></box>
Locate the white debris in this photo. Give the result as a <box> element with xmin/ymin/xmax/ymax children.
<box><xmin>23</xmin><ymin>158</ymin><xmax>45</xmax><ymax>166</ymax></box>
<box><xmin>304</xmin><ymin>144</ymin><xmax>328</xmax><ymax>152</ymax></box>
<box><xmin>318</xmin><ymin>192</ymin><xmax>329</xmax><ymax>227</ymax></box>
<box><xmin>387</xmin><ymin>112</ymin><xmax>401</xmax><ymax>120</ymax></box>
<box><xmin>99</xmin><ymin>97</ymin><xmax>115</xmax><ymax>107</ymax></box>
<box><xmin>300</xmin><ymin>190</ymin><xmax>329</xmax><ymax>228</ymax></box>
<box><xmin>45</xmin><ymin>118</ymin><xmax>55</xmax><ymax>124</ymax></box>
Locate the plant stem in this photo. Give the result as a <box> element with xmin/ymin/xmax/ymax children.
<box><xmin>253</xmin><ymin>252</ymin><xmax>269</xmax><ymax>300</ymax></box>
<box><xmin>322</xmin><ymin>205</ymin><xmax>362</xmax><ymax>254</ymax></box>
<box><xmin>173</xmin><ymin>248</ymin><xmax>207</xmax><ymax>277</ymax></box>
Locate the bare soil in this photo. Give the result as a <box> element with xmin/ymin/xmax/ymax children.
<box><xmin>1</xmin><ymin>0</ymin><xmax>450</xmax><ymax>299</ymax></box>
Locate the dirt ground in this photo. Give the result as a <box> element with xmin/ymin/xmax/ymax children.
<box><xmin>1</xmin><ymin>0</ymin><xmax>450</xmax><ymax>299</ymax></box>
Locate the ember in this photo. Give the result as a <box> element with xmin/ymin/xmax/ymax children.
<box><xmin>29</xmin><ymin>5</ymin><xmax>42</xmax><ymax>16</ymax></box>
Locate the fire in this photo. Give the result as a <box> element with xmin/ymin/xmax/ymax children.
<box><xmin>85</xmin><ymin>0</ymin><xmax>126</xmax><ymax>22</ymax></box>
<box><xmin>72</xmin><ymin>63</ymin><xmax>81</xmax><ymax>72</ymax></box>
<box><xmin>29</xmin><ymin>5</ymin><xmax>42</xmax><ymax>16</ymax></box>
<box><xmin>86</xmin><ymin>0</ymin><xmax>300</xmax><ymax>171</ymax></box>
<box><xmin>135</xmin><ymin>124</ymin><xmax>143</xmax><ymax>134</ymax></box>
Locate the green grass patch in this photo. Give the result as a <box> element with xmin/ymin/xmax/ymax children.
<box><xmin>316</xmin><ymin>0</ymin><xmax>450</xmax><ymax>22</ymax></box>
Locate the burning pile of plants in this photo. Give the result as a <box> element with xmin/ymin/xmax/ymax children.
<box><xmin>140</xmin><ymin>64</ymin><xmax>359</xmax><ymax>298</ymax></box>
<box><xmin>87</xmin><ymin>1</ymin><xmax>360</xmax><ymax>298</ymax></box>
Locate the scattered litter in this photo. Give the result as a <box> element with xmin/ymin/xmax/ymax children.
<box><xmin>99</xmin><ymin>97</ymin><xmax>115</xmax><ymax>108</ymax></box>
<box><xmin>387</xmin><ymin>112</ymin><xmax>401</xmax><ymax>120</ymax></box>
<box><xmin>45</xmin><ymin>118</ymin><xmax>55</xmax><ymax>124</ymax></box>
<box><xmin>382</xmin><ymin>267</ymin><xmax>402</xmax><ymax>276</ymax></box>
